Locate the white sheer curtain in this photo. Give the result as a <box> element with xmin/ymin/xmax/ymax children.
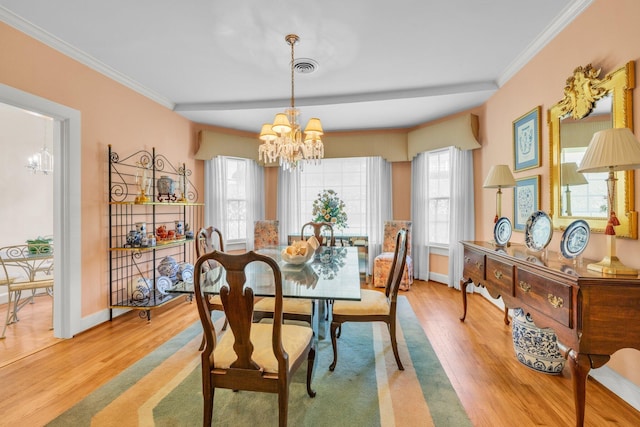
<box><xmin>448</xmin><ymin>147</ymin><xmax>475</xmax><ymax>290</ymax></box>
<box><xmin>204</xmin><ymin>156</ymin><xmax>227</xmax><ymax>237</ymax></box>
<box><xmin>410</xmin><ymin>152</ymin><xmax>430</xmax><ymax>280</ymax></box>
<box><xmin>245</xmin><ymin>159</ymin><xmax>265</xmax><ymax>251</ymax></box>
<box><xmin>366</xmin><ymin>157</ymin><xmax>392</xmax><ymax>276</ymax></box>
<box><xmin>277</xmin><ymin>168</ymin><xmax>301</xmax><ymax>245</ymax></box>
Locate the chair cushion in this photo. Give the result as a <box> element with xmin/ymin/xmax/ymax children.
<box><xmin>373</xmin><ymin>253</ymin><xmax>413</xmax><ymax>289</ymax></box>
<box><xmin>212</xmin><ymin>322</ymin><xmax>312</xmax><ymax>374</ymax></box>
<box><xmin>332</xmin><ymin>289</ymin><xmax>389</xmax><ymax>316</ymax></box>
<box><xmin>254</xmin><ymin>297</ymin><xmax>313</xmax><ymax>315</ymax></box>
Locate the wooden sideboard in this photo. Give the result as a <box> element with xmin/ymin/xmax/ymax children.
<box><xmin>460</xmin><ymin>241</ymin><xmax>640</xmax><ymax>427</ymax></box>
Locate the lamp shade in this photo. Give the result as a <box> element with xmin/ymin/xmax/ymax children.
<box><xmin>259</xmin><ymin>124</ymin><xmax>277</xmax><ymax>142</ymax></box>
<box><xmin>271</xmin><ymin>113</ymin><xmax>292</xmax><ymax>134</ymax></box>
<box><xmin>561</xmin><ymin>162</ymin><xmax>588</xmax><ymax>186</ymax></box>
<box><xmin>578</xmin><ymin>128</ymin><xmax>640</xmax><ymax>173</ymax></box>
<box><xmin>304</xmin><ymin>118</ymin><xmax>324</xmax><ymax>137</ymax></box>
<box><xmin>483</xmin><ymin>165</ymin><xmax>516</xmax><ymax>188</ymax></box>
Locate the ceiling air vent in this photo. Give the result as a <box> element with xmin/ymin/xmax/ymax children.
<box><xmin>294</xmin><ymin>58</ymin><xmax>318</xmax><ymax>74</ymax></box>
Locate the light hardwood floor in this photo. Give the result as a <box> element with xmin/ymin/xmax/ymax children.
<box><xmin>1</xmin><ymin>280</ymin><xmax>639</xmax><ymax>426</ymax></box>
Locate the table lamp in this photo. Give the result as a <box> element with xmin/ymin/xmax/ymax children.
<box><xmin>561</xmin><ymin>162</ymin><xmax>588</xmax><ymax>216</ymax></box>
<box><xmin>483</xmin><ymin>165</ymin><xmax>516</xmax><ymax>223</ymax></box>
<box><xmin>578</xmin><ymin>128</ymin><xmax>640</xmax><ymax>275</ymax></box>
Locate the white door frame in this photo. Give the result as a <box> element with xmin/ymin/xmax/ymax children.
<box><xmin>0</xmin><ymin>83</ymin><xmax>82</xmax><ymax>338</ymax></box>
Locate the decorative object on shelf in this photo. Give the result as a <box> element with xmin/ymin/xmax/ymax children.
<box><xmin>514</xmin><ymin>175</ymin><xmax>540</xmax><ymax>231</ymax></box>
<box><xmin>156</xmin><ymin>275</ymin><xmax>173</xmax><ymax>295</ymax></box>
<box><xmin>158</xmin><ymin>256</ymin><xmax>179</xmax><ymax>282</ymax></box>
<box><xmin>176</xmin><ymin>169</ymin><xmax>187</xmax><ymax>203</ymax></box>
<box><xmin>258</xmin><ymin>34</ymin><xmax>324</xmax><ymax>172</ymax></box>
<box><xmin>134</xmin><ymin>160</ymin><xmax>152</xmax><ymax>203</ymax></box>
<box><xmin>129</xmin><ymin>277</ymin><xmax>151</xmax><ymax>302</ymax></box>
<box><xmin>513</xmin><ymin>106</ymin><xmax>541</xmax><ymax>171</ymax></box>
<box><xmin>157</xmin><ymin>175</ymin><xmax>177</xmax><ymax>202</ymax></box>
<box><xmin>560</xmin><ymin>162</ymin><xmax>588</xmax><ymax>216</ymax></box>
<box><xmin>175</xmin><ymin>220</ymin><xmax>184</xmax><ymax>236</ymax></box>
<box><xmin>135</xmin><ymin>222</ymin><xmax>147</xmax><ymax>235</ymax></box>
<box><xmin>311</xmin><ymin>189</ymin><xmax>348</xmax><ymax>230</ymax></box>
<box><xmin>578</xmin><ymin>127</ymin><xmax>640</xmax><ymax>275</ymax></box>
<box><xmin>483</xmin><ymin>165</ymin><xmax>516</xmax><ymax>223</ymax></box>
<box><xmin>560</xmin><ymin>219</ymin><xmax>590</xmax><ymax>260</ymax></box>
<box><xmin>25</xmin><ymin>117</ymin><xmax>54</xmax><ymax>175</ymax></box>
<box><xmin>493</xmin><ymin>217</ymin><xmax>512</xmax><ymax>247</ymax></box>
<box><xmin>177</xmin><ymin>262</ymin><xmax>194</xmax><ymax>283</ymax></box>
<box><xmin>512</xmin><ymin>308</ymin><xmax>565</xmax><ymax>374</ymax></box>
<box><xmin>126</xmin><ymin>229</ymin><xmax>143</xmax><ymax>247</ymax></box>
<box><xmin>524</xmin><ymin>210</ymin><xmax>552</xmax><ymax>252</ymax></box>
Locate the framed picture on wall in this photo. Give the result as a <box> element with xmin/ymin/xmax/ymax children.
<box><xmin>514</xmin><ymin>175</ymin><xmax>540</xmax><ymax>231</ymax></box>
<box><xmin>513</xmin><ymin>106</ymin><xmax>541</xmax><ymax>171</ymax></box>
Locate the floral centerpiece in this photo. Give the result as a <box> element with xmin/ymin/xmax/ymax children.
<box><xmin>312</xmin><ymin>189</ymin><xmax>348</xmax><ymax>230</ymax></box>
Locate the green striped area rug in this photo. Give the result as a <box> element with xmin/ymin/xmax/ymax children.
<box><xmin>48</xmin><ymin>297</ymin><xmax>470</xmax><ymax>426</ymax></box>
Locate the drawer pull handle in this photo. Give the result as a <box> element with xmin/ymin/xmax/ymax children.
<box><xmin>476</xmin><ymin>262</ymin><xmax>483</xmax><ymax>270</ymax></box>
<box><xmin>493</xmin><ymin>270</ymin><xmax>503</xmax><ymax>280</ymax></box>
<box><xmin>547</xmin><ymin>294</ymin><xmax>564</xmax><ymax>309</ymax></box>
<box><xmin>518</xmin><ymin>281</ymin><xmax>531</xmax><ymax>292</ymax></box>
<box><xmin>464</xmin><ymin>256</ymin><xmax>470</xmax><ymax>263</ymax></box>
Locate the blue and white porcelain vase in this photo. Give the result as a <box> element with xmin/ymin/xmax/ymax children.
<box><xmin>157</xmin><ymin>175</ymin><xmax>175</xmax><ymax>195</ymax></box>
<box><xmin>157</xmin><ymin>256</ymin><xmax>179</xmax><ymax>282</ymax></box>
<box><xmin>512</xmin><ymin>308</ymin><xmax>565</xmax><ymax>374</ymax></box>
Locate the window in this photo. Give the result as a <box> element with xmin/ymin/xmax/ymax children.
<box><xmin>299</xmin><ymin>158</ymin><xmax>367</xmax><ymax>236</ymax></box>
<box><xmin>224</xmin><ymin>158</ymin><xmax>247</xmax><ymax>241</ymax></box>
<box><xmin>427</xmin><ymin>149</ymin><xmax>450</xmax><ymax>245</ymax></box>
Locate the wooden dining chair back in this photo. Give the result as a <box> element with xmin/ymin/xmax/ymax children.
<box><xmin>0</xmin><ymin>244</ymin><xmax>54</xmax><ymax>339</ymax></box>
<box><xmin>329</xmin><ymin>228</ymin><xmax>408</xmax><ymax>371</ymax></box>
<box><xmin>301</xmin><ymin>221</ymin><xmax>335</xmax><ymax>247</ymax></box>
<box><xmin>193</xmin><ymin>250</ymin><xmax>316</xmax><ymax>427</ymax></box>
<box><xmin>373</xmin><ymin>220</ymin><xmax>414</xmax><ymax>290</ymax></box>
<box><xmin>195</xmin><ymin>226</ymin><xmax>227</xmax><ymax>337</ymax></box>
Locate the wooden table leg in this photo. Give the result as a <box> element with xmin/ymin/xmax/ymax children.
<box><xmin>567</xmin><ymin>351</ymin><xmax>591</xmax><ymax>427</ymax></box>
<box><xmin>459</xmin><ymin>278</ymin><xmax>472</xmax><ymax>321</ymax></box>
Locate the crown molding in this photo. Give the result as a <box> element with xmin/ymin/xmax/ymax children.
<box><xmin>0</xmin><ymin>6</ymin><xmax>175</xmax><ymax>110</ymax></box>
<box><xmin>497</xmin><ymin>0</ymin><xmax>594</xmax><ymax>87</ymax></box>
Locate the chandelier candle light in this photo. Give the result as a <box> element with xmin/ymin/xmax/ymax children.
<box><xmin>258</xmin><ymin>34</ymin><xmax>324</xmax><ymax>171</ymax></box>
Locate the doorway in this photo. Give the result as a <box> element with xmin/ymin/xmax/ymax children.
<box><xmin>0</xmin><ymin>83</ymin><xmax>82</xmax><ymax>357</ymax></box>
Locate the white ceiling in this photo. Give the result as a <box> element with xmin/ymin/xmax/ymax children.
<box><xmin>0</xmin><ymin>0</ymin><xmax>592</xmax><ymax>133</ymax></box>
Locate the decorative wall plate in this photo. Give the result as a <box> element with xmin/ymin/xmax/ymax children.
<box><xmin>493</xmin><ymin>217</ymin><xmax>512</xmax><ymax>247</ymax></box>
<box><xmin>524</xmin><ymin>210</ymin><xmax>552</xmax><ymax>252</ymax></box>
<box><xmin>156</xmin><ymin>275</ymin><xmax>173</xmax><ymax>295</ymax></box>
<box><xmin>560</xmin><ymin>219</ymin><xmax>590</xmax><ymax>259</ymax></box>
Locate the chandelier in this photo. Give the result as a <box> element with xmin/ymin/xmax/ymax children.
<box><xmin>26</xmin><ymin>121</ymin><xmax>53</xmax><ymax>175</ymax></box>
<box><xmin>258</xmin><ymin>34</ymin><xmax>324</xmax><ymax>171</ymax></box>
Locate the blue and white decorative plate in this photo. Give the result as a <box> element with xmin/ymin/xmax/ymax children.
<box><xmin>524</xmin><ymin>210</ymin><xmax>552</xmax><ymax>252</ymax></box>
<box><xmin>493</xmin><ymin>217</ymin><xmax>512</xmax><ymax>247</ymax></box>
<box><xmin>560</xmin><ymin>219</ymin><xmax>590</xmax><ymax>259</ymax></box>
<box><xmin>156</xmin><ymin>275</ymin><xmax>173</xmax><ymax>295</ymax></box>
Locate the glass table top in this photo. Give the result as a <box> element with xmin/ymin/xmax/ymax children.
<box><xmin>170</xmin><ymin>246</ymin><xmax>361</xmax><ymax>301</ymax></box>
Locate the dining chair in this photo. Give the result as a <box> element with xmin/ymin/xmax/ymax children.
<box><xmin>329</xmin><ymin>228</ymin><xmax>408</xmax><ymax>371</ymax></box>
<box><xmin>301</xmin><ymin>221</ymin><xmax>335</xmax><ymax>247</ymax></box>
<box><xmin>253</xmin><ymin>220</ymin><xmax>314</xmax><ymax>324</ymax></box>
<box><xmin>254</xmin><ymin>220</ymin><xmax>280</xmax><ymax>249</ymax></box>
<box><xmin>0</xmin><ymin>244</ymin><xmax>55</xmax><ymax>339</ymax></box>
<box><xmin>193</xmin><ymin>250</ymin><xmax>316</xmax><ymax>427</ymax></box>
<box><xmin>373</xmin><ymin>220</ymin><xmax>413</xmax><ymax>290</ymax></box>
<box><xmin>195</xmin><ymin>226</ymin><xmax>227</xmax><ymax>341</ymax></box>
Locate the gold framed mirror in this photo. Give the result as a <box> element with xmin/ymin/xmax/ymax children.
<box><xmin>549</xmin><ymin>61</ymin><xmax>637</xmax><ymax>238</ymax></box>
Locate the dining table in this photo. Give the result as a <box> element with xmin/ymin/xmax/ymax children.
<box><xmin>172</xmin><ymin>245</ymin><xmax>363</xmax><ymax>336</ymax></box>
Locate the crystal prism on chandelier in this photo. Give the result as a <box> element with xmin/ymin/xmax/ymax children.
<box><xmin>258</xmin><ymin>34</ymin><xmax>324</xmax><ymax>171</ymax></box>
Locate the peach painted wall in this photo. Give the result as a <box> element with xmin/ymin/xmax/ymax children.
<box><xmin>0</xmin><ymin>22</ymin><xmax>202</xmax><ymax>317</ymax></box>
<box><xmin>429</xmin><ymin>254</ymin><xmax>448</xmax><ymax>276</ymax></box>
<box><xmin>476</xmin><ymin>0</ymin><xmax>640</xmax><ymax>385</ymax></box>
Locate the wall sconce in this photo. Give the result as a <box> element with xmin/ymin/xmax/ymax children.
<box><xmin>578</xmin><ymin>128</ymin><xmax>640</xmax><ymax>275</ymax></box>
<box><xmin>483</xmin><ymin>165</ymin><xmax>516</xmax><ymax>223</ymax></box>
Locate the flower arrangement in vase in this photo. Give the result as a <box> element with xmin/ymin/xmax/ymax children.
<box><xmin>311</xmin><ymin>189</ymin><xmax>348</xmax><ymax>230</ymax></box>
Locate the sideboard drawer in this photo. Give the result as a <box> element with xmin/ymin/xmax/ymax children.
<box><xmin>463</xmin><ymin>249</ymin><xmax>485</xmax><ymax>284</ymax></box>
<box><xmin>485</xmin><ymin>256</ymin><xmax>514</xmax><ymax>297</ymax></box>
<box><xmin>515</xmin><ymin>268</ymin><xmax>572</xmax><ymax>328</ymax></box>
